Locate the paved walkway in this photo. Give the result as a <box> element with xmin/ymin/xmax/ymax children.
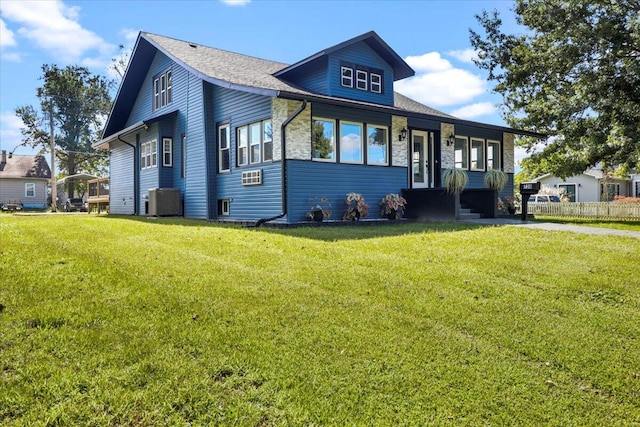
<box><xmin>462</xmin><ymin>218</ymin><xmax>640</xmax><ymax>239</ymax></box>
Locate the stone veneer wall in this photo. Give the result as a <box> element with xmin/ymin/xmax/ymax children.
<box><xmin>391</xmin><ymin>116</ymin><xmax>408</xmax><ymax>167</ymax></box>
<box><xmin>271</xmin><ymin>98</ymin><xmax>311</xmax><ymax>161</ymax></box>
<box><xmin>440</xmin><ymin>122</ymin><xmax>455</xmax><ymax>169</ymax></box>
<box><xmin>502</xmin><ymin>132</ymin><xmax>515</xmax><ymax>174</ymax></box>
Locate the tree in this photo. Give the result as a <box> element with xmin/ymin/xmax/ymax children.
<box><xmin>15</xmin><ymin>64</ymin><xmax>113</xmax><ymax>197</ymax></box>
<box><xmin>470</xmin><ymin>0</ymin><xmax>640</xmax><ymax>178</ymax></box>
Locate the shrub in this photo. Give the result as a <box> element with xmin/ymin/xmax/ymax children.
<box><xmin>443</xmin><ymin>169</ymin><xmax>468</xmax><ymax>194</ymax></box>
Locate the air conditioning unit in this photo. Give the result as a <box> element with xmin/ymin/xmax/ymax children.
<box><xmin>148</xmin><ymin>188</ymin><xmax>181</xmax><ymax>216</ymax></box>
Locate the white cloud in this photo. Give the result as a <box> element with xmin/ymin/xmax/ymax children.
<box><xmin>220</xmin><ymin>0</ymin><xmax>251</xmax><ymax>5</ymax></box>
<box><xmin>0</xmin><ymin>0</ymin><xmax>113</xmax><ymax>64</ymax></box>
<box><xmin>450</xmin><ymin>102</ymin><xmax>496</xmax><ymax>119</ymax></box>
<box><xmin>0</xmin><ymin>18</ymin><xmax>16</xmax><ymax>47</ymax></box>
<box><xmin>395</xmin><ymin>68</ymin><xmax>486</xmax><ymax>107</ymax></box>
<box><xmin>404</xmin><ymin>52</ymin><xmax>452</xmax><ymax>73</ymax></box>
<box><xmin>448</xmin><ymin>48</ymin><xmax>479</xmax><ymax>64</ymax></box>
<box><xmin>0</xmin><ymin>112</ymin><xmax>26</xmax><ymax>151</ymax></box>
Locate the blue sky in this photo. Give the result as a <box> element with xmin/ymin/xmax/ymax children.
<box><xmin>0</xmin><ymin>0</ymin><xmax>525</xmax><ymax>161</ymax></box>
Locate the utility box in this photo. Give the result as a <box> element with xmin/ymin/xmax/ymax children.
<box><xmin>148</xmin><ymin>188</ymin><xmax>181</xmax><ymax>216</ymax></box>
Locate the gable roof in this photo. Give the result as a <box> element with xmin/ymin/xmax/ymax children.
<box><xmin>274</xmin><ymin>30</ymin><xmax>414</xmax><ymax>81</ymax></box>
<box><xmin>101</xmin><ymin>31</ymin><xmax>544</xmax><ymax>142</ymax></box>
<box><xmin>0</xmin><ymin>154</ymin><xmax>51</xmax><ymax>180</ymax></box>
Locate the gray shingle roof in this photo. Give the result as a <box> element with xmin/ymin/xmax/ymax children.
<box><xmin>143</xmin><ymin>32</ymin><xmax>454</xmax><ymax>120</ymax></box>
<box><xmin>0</xmin><ymin>154</ymin><xmax>51</xmax><ymax>179</ymax></box>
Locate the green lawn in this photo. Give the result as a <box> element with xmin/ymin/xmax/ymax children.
<box><xmin>1</xmin><ymin>215</ymin><xmax>639</xmax><ymax>426</ymax></box>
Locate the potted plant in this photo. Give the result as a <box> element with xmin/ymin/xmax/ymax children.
<box><xmin>343</xmin><ymin>192</ymin><xmax>368</xmax><ymax>221</ymax></box>
<box><xmin>379</xmin><ymin>193</ymin><xmax>407</xmax><ymax>219</ymax></box>
<box><xmin>305</xmin><ymin>197</ymin><xmax>332</xmax><ymax>222</ymax></box>
<box><xmin>484</xmin><ymin>169</ymin><xmax>508</xmax><ymax>191</ymax></box>
<box><xmin>443</xmin><ymin>168</ymin><xmax>468</xmax><ymax>194</ymax></box>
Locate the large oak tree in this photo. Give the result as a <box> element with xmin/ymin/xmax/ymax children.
<box><xmin>470</xmin><ymin>0</ymin><xmax>639</xmax><ymax>178</ymax></box>
<box><xmin>15</xmin><ymin>64</ymin><xmax>113</xmax><ymax>195</ymax></box>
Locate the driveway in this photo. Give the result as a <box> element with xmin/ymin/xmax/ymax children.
<box><xmin>462</xmin><ymin>218</ymin><xmax>640</xmax><ymax>239</ymax></box>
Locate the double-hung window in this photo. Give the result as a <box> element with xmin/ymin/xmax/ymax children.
<box><xmin>153</xmin><ymin>69</ymin><xmax>172</xmax><ymax>110</ymax></box>
<box><xmin>312</xmin><ymin>118</ymin><xmax>336</xmax><ymax>161</ymax></box>
<box><xmin>367</xmin><ymin>125</ymin><xmax>388</xmax><ymax>165</ymax></box>
<box><xmin>219</xmin><ymin>125</ymin><xmax>230</xmax><ymax>172</ymax></box>
<box><xmin>487</xmin><ymin>140</ymin><xmax>501</xmax><ymax>170</ymax></box>
<box><xmin>141</xmin><ymin>140</ymin><xmax>157</xmax><ymax>170</ymax></box>
<box><xmin>370</xmin><ymin>73</ymin><xmax>382</xmax><ymax>93</ymax></box>
<box><xmin>356</xmin><ymin>70</ymin><xmax>368</xmax><ymax>91</ymax></box>
<box><xmin>25</xmin><ymin>183</ymin><xmax>35</xmax><ymax>198</ymax></box>
<box><xmin>263</xmin><ymin>120</ymin><xmax>273</xmax><ymax>162</ymax></box>
<box><xmin>249</xmin><ymin>122</ymin><xmax>261</xmax><ymax>164</ymax></box>
<box><xmin>470</xmin><ymin>138</ymin><xmax>485</xmax><ymax>171</ymax></box>
<box><xmin>237</xmin><ymin>126</ymin><xmax>248</xmax><ymax>166</ymax></box>
<box><xmin>341</xmin><ymin>67</ymin><xmax>353</xmax><ymax>88</ymax></box>
<box><xmin>340</xmin><ymin>122</ymin><xmax>363</xmax><ymax>164</ymax></box>
<box><xmin>162</xmin><ymin>138</ymin><xmax>172</xmax><ymax>167</ymax></box>
<box><xmin>454</xmin><ymin>136</ymin><xmax>468</xmax><ymax>169</ymax></box>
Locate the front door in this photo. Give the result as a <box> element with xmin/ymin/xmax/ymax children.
<box><xmin>411</xmin><ymin>130</ymin><xmax>435</xmax><ymax>188</ymax></box>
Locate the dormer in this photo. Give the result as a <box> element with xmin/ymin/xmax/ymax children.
<box><xmin>274</xmin><ymin>31</ymin><xmax>414</xmax><ymax>107</ymax></box>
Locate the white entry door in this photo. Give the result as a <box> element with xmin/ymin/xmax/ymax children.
<box><xmin>411</xmin><ymin>130</ymin><xmax>434</xmax><ymax>188</ymax></box>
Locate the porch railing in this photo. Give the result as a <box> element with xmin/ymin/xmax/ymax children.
<box><xmin>528</xmin><ymin>202</ymin><xmax>640</xmax><ymax>219</ymax></box>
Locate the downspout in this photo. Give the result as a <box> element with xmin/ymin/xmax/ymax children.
<box><xmin>255</xmin><ymin>99</ymin><xmax>307</xmax><ymax>227</ymax></box>
<box><xmin>118</xmin><ymin>133</ymin><xmax>138</xmax><ymax>215</ymax></box>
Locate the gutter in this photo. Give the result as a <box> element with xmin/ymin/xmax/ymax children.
<box><xmin>117</xmin><ymin>133</ymin><xmax>139</xmax><ymax>215</ymax></box>
<box><xmin>255</xmin><ymin>99</ymin><xmax>307</xmax><ymax>227</ymax></box>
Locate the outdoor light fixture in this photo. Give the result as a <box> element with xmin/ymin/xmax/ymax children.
<box><xmin>399</xmin><ymin>127</ymin><xmax>407</xmax><ymax>141</ymax></box>
<box><xmin>446</xmin><ymin>133</ymin><xmax>456</xmax><ymax>146</ymax></box>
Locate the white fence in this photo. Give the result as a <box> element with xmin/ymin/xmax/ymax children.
<box><xmin>528</xmin><ymin>202</ymin><xmax>640</xmax><ymax>219</ymax></box>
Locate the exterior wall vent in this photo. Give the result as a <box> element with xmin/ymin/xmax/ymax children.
<box><xmin>148</xmin><ymin>188</ymin><xmax>181</xmax><ymax>216</ymax></box>
<box><xmin>241</xmin><ymin>169</ymin><xmax>262</xmax><ymax>186</ymax></box>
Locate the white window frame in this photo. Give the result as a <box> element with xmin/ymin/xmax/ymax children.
<box><xmin>218</xmin><ymin>199</ymin><xmax>230</xmax><ymax>216</ymax></box>
<box><xmin>162</xmin><ymin>137</ymin><xmax>172</xmax><ymax>167</ymax></box>
<box><xmin>340</xmin><ymin>121</ymin><xmax>364</xmax><ymax>164</ymax></box>
<box><xmin>370</xmin><ymin>73</ymin><xmax>382</xmax><ymax>93</ymax></box>
<box><xmin>237</xmin><ymin>126</ymin><xmax>248</xmax><ymax>166</ymax></box>
<box><xmin>218</xmin><ymin>124</ymin><xmax>230</xmax><ymax>172</ymax></box>
<box><xmin>366</xmin><ymin>124</ymin><xmax>388</xmax><ymax>166</ymax></box>
<box><xmin>558</xmin><ymin>183</ymin><xmax>577</xmax><ymax>202</ymax></box>
<box><xmin>312</xmin><ymin>117</ymin><xmax>336</xmax><ymax>162</ymax></box>
<box><xmin>141</xmin><ymin>139</ymin><xmax>157</xmax><ymax>170</ymax></box>
<box><xmin>470</xmin><ymin>138</ymin><xmax>485</xmax><ymax>171</ymax></box>
<box><xmin>356</xmin><ymin>70</ymin><xmax>368</xmax><ymax>91</ymax></box>
<box><xmin>25</xmin><ymin>182</ymin><xmax>35</xmax><ymax>198</ymax></box>
<box><xmin>487</xmin><ymin>140</ymin><xmax>501</xmax><ymax>170</ymax></box>
<box><xmin>341</xmin><ymin>66</ymin><xmax>353</xmax><ymax>88</ymax></box>
<box><xmin>249</xmin><ymin>122</ymin><xmax>261</xmax><ymax>164</ymax></box>
<box><xmin>454</xmin><ymin>136</ymin><xmax>469</xmax><ymax>170</ymax></box>
<box><xmin>153</xmin><ymin>69</ymin><xmax>172</xmax><ymax>110</ymax></box>
<box><xmin>262</xmin><ymin>119</ymin><xmax>273</xmax><ymax>162</ymax></box>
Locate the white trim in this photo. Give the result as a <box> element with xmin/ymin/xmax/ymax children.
<box><xmin>162</xmin><ymin>137</ymin><xmax>172</xmax><ymax>167</ymax></box>
<box><xmin>470</xmin><ymin>137</ymin><xmax>485</xmax><ymax>171</ymax></box>
<box><xmin>219</xmin><ymin>199</ymin><xmax>230</xmax><ymax>216</ymax></box>
<box><xmin>262</xmin><ymin>119</ymin><xmax>273</xmax><ymax>162</ymax></box>
<box><xmin>311</xmin><ymin>117</ymin><xmax>336</xmax><ymax>162</ymax></box>
<box><xmin>356</xmin><ymin>70</ymin><xmax>368</xmax><ymax>91</ymax></box>
<box><xmin>25</xmin><ymin>182</ymin><xmax>36</xmax><ymax>198</ymax></box>
<box><xmin>558</xmin><ymin>183</ymin><xmax>578</xmax><ymax>202</ymax></box>
<box><xmin>366</xmin><ymin>124</ymin><xmax>389</xmax><ymax>166</ymax></box>
<box><xmin>454</xmin><ymin>135</ymin><xmax>469</xmax><ymax>169</ymax></box>
<box><xmin>249</xmin><ymin>122</ymin><xmax>261</xmax><ymax>164</ymax></box>
<box><xmin>218</xmin><ymin>124</ymin><xmax>230</xmax><ymax>172</ymax></box>
<box><xmin>141</xmin><ymin>139</ymin><xmax>157</xmax><ymax>170</ymax></box>
<box><xmin>341</xmin><ymin>66</ymin><xmax>353</xmax><ymax>88</ymax></box>
<box><xmin>237</xmin><ymin>126</ymin><xmax>248</xmax><ymax>166</ymax></box>
<box><xmin>487</xmin><ymin>139</ymin><xmax>501</xmax><ymax>170</ymax></box>
<box><xmin>370</xmin><ymin>73</ymin><xmax>382</xmax><ymax>93</ymax></box>
<box><xmin>340</xmin><ymin>121</ymin><xmax>364</xmax><ymax>164</ymax></box>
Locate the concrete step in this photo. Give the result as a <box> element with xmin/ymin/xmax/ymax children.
<box><xmin>459</xmin><ymin>212</ymin><xmax>482</xmax><ymax>220</ymax></box>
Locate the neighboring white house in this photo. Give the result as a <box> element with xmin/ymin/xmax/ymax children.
<box><xmin>533</xmin><ymin>168</ymin><xmax>632</xmax><ymax>202</ymax></box>
<box><xmin>632</xmin><ymin>173</ymin><xmax>640</xmax><ymax>198</ymax></box>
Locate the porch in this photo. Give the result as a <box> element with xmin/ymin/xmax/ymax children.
<box><xmin>87</xmin><ymin>177</ymin><xmax>109</xmax><ymax>213</ymax></box>
<box><xmin>402</xmin><ymin>188</ymin><xmax>499</xmax><ymax>221</ymax></box>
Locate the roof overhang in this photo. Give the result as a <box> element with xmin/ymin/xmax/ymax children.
<box><xmin>93</xmin><ymin>110</ymin><xmax>179</xmax><ymax>150</ymax></box>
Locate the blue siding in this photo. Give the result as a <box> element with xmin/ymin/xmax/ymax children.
<box><xmin>408</xmin><ymin>117</ymin><xmax>442</xmax><ymax>131</ymax></box>
<box><xmin>212</xmin><ymin>86</ymin><xmax>277</xmax><ymax>219</ymax></box>
<box><xmin>445</xmin><ymin>171</ymin><xmax>514</xmax><ymax>197</ymax></box>
<box><xmin>312</xmin><ymin>103</ymin><xmax>390</xmax><ymax>125</ymax></box>
<box><xmin>217</xmin><ymin>163</ymin><xmax>282</xmax><ymax>220</ymax></box>
<box><xmin>183</xmin><ymin>78</ymin><xmax>208</xmax><ymax>219</ymax></box>
<box><xmin>159</xmin><ymin>119</ymin><xmax>176</xmax><ymax>188</ymax></box>
<box><xmin>109</xmin><ymin>140</ymin><xmax>135</xmax><ymax>215</ymax></box>
<box><xmin>287</xmin><ymin>160</ymin><xmax>408</xmax><ymax>222</ymax></box>
<box><xmin>327</xmin><ymin>41</ymin><xmax>395</xmax><ymax>106</ymax></box>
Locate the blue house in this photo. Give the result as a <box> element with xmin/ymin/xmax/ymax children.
<box><xmin>95</xmin><ymin>31</ymin><xmax>537</xmax><ymax>223</ymax></box>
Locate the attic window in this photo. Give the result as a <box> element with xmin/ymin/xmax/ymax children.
<box><xmin>153</xmin><ymin>69</ymin><xmax>172</xmax><ymax>110</ymax></box>
<box><xmin>341</xmin><ymin>67</ymin><xmax>353</xmax><ymax>88</ymax></box>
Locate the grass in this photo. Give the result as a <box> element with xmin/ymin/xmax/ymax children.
<box><xmin>535</xmin><ymin>216</ymin><xmax>640</xmax><ymax>232</ymax></box>
<box><xmin>1</xmin><ymin>214</ymin><xmax>639</xmax><ymax>426</ymax></box>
